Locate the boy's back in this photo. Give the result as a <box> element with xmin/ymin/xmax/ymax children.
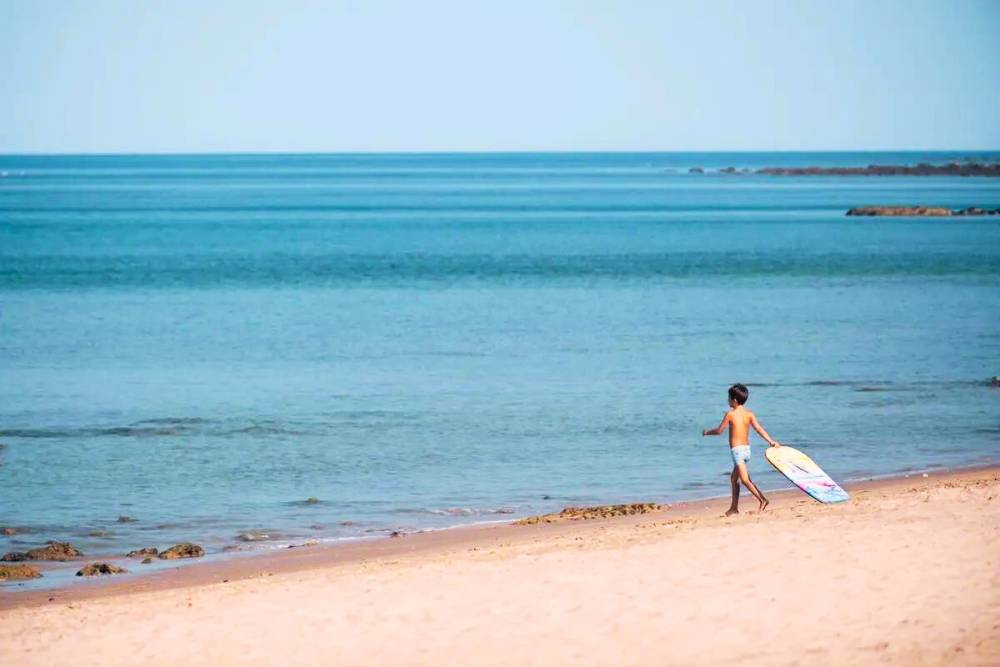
<box><xmin>724</xmin><ymin>406</ymin><xmax>755</xmax><ymax>447</ymax></box>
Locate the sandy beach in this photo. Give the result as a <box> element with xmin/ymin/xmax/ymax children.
<box><xmin>1</xmin><ymin>467</ymin><xmax>997</xmax><ymax>666</ymax></box>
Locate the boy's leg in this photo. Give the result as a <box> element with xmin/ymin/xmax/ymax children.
<box><xmin>726</xmin><ymin>468</ymin><xmax>740</xmax><ymax>516</ymax></box>
<box><xmin>736</xmin><ymin>463</ymin><xmax>769</xmax><ymax>511</ymax></box>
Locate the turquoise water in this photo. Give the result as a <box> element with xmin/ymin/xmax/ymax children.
<box><xmin>1</xmin><ymin>152</ymin><xmax>999</xmax><ymax>570</ymax></box>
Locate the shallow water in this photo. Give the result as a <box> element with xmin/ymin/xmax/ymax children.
<box><xmin>1</xmin><ymin>152</ymin><xmax>998</xmax><ymax>571</ymax></box>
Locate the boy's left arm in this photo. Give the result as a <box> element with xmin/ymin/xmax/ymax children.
<box><xmin>750</xmin><ymin>414</ymin><xmax>781</xmax><ymax>447</ymax></box>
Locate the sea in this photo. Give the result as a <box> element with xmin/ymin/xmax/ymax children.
<box><xmin>1</xmin><ymin>152</ymin><xmax>998</xmax><ymax>582</ymax></box>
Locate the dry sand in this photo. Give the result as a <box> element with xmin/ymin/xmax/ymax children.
<box><xmin>1</xmin><ymin>468</ymin><xmax>998</xmax><ymax>666</ymax></box>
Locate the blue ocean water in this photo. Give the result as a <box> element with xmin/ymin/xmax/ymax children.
<box><xmin>1</xmin><ymin>152</ymin><xmax>998</xmax><ymax>574</ymax></box>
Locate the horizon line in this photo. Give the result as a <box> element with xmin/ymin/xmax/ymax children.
<box><xmin>2</xmin><ymin>148</ymin><xmax>999</xmax><ymax>158</ymax></box>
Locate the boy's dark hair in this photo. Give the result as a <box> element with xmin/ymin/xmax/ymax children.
<box><xmin>728</xmin><ymin>383</ymin><xmax>749</xmax><ymax>405</ymax></box>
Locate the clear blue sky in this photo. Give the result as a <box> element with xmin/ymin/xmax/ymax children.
<box><xmin>2</xmin><ymin>0</ymin><xmax>998</xmax><ymax>153</ymax></box>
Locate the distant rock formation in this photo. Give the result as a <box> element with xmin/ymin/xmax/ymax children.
<box><xmin>846</xmin><ymin>206</ymin><xmax>1000</xmax><ymax>217</ymax></box>
<box><xmin>759</xmin><ymin>162</ymin><xmax>1000</xmax><ymax>177</ymax></box>
<box><xmin>77</xmin><ymin>562</ymin><xmax>128</xmax><ymax>576</ymax></box>
<box><xmin>2</xmin><ymin>541</ymin><xmax>83</xmax><ymax>562</ymax></box>
<box><xmin>515</xmin><ymin>502</ymin><xmax>665</xmax><ymax>525</ymax></box>
<box><xmin>158</xmin><ymin>542</ymin><xmax>204</xmax><ymax>559</ymax></box>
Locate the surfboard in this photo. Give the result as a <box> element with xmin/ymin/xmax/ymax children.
<box><xmin>765</xmin><ymin>446</ymin><xmax>849</xmax><ymax>503</ymax></box>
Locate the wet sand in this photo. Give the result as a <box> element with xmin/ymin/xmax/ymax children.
<box><xmin>1</xmin><ymin>467</ymin><xmax>998</xmax><ymax>666</ymax></box>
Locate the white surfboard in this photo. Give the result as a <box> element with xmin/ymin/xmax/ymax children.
<box><xmin>765</xmin><ymin>446</ymin><xmax>849</xmax><ymax>503</ymax></box>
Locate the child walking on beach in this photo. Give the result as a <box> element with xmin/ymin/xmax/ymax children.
<box><xmin>702</xmin><ymin>383</ymin><xmax>781</xmax><ymax>515</ymax></box>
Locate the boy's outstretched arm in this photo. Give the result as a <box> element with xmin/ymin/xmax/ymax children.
<box><xmin>750</xmin><ymin>414</ymin><xmax>781</xmax><ymax>447</ymax></box>
<box><xmin>702</xmin><ymin>413</ymin><xmax>730</xmax><ymax>436</ymax></box>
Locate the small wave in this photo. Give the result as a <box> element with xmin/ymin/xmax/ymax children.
<box><xmin>228</xmin><ymin>424</ymin><xmax>313</xmax><ymax>436</ymax></box>
<box><xmin>236</xmin><ymin>530</ymin><xmax>286</xmax><ymax>542</ymax></box>
<box><xmin>0</xmin><ymin>418</ymin><xmax>317</xmax><ymax>440</ymax></box>
<box><xmin>85</xmin><ymin>529</ymin><xmax>115</xmax><ymax>539</ymax></box>
<box><xmin>396</xmin><ymin>506</ymin><xmax>516</xmax><ymax>517</ymax></box>
<box><xmin>286</xmin><ymin>498</ymin><xmax>325</xmax><ymax>507</ymax></box>
<box><xmin>774</xmin><ymin>379</ymin><xmax>985</xmax><ymax>391</ymax></box>
<box><xmin>131</xmin><ymin>417</ymin><xmax>210</xmax><ymax>426</ymax></box>
<box><xmin>408</xmin><ymin>350</ymin><xmax>490</xmax><ymax>358</ymax></box>
<box><xmin>0</xmin><ymin>426</ymin><xmax>187</xmax><ymax>438</ymax></box>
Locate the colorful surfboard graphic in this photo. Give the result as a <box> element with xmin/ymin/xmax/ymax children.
<box><xmin>765</xmin><ymin>446</ymin><xmax>849</xmax><ymax>504</ymax></box>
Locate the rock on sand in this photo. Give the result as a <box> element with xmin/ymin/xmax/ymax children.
<box><xmin>0</xmin><ymin>563</ymin><xmax>42</xmax><ymax>580</ymax></box>
<box><xmin>77</xmin><ymin>563</ymin><xmax>128</xmax><ymax>576</ymax></box>
<box><xmin>158</xmin><ymin>543</ymin><xmax>205</xmax><ymax>560</ymax></box>
<box><xmin>2</xmin><ymin>541</ymin><xmax>83</xmax><ymax>562</ymax></box>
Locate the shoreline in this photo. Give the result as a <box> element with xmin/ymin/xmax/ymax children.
<box><xmin>2</xmin><ymin>466</ymin><xmax>997</xmax><ymax>666</ymax></box>
<box><xmin>2</xmin><ymin>462</ymin><xmax>995</xmax><ymax>611</ymax></box>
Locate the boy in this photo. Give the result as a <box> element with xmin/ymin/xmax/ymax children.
<box><xmin>701</xmin><ymin>383</ymin><xmax>781</xmax><ymax>515</ymax></box>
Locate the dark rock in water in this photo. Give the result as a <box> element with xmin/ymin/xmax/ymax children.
<box><xmin>847</xmin><ymin>206</ymin><xmax>953</xmax><ymax>217</ymax></box>
<box><xmin>847</xmin><ymin>205</ymin><xmax>1000</xmax><ymax>217</ymax></box>
<box><xmin>158</xmin><ymin>543</ymin><xmax>204</xmax><ymax>559</ymax></box>
<box><xmin>30</xmin><ymin>541</ymin><xmax>84</xmax><ymax>560</ymax></box>
<box><xmin>0</xmin><ymin>564</ymin><xmax>42</xmax><ymax>581</ymax></box>
<box><xmin>141</xmin><ymin>557</ymin><xmax>153</xmax><ymax>564</ymax></box>
<box><xmin>88</xmin><ymin>529</ymin><xmax>113</xmax><ymax>538</ymax></box>
<box><xmin>126</xmin><ymin>547</ymin><xmax>158</xmax><ymax>558</ymax></box>
<box><xmin>719</xmin><ymin>166</ymin><xmax>738</xmax><ymax>174</ymax></box>
<box><xmin>389</xmin><ymin>531</ymin><xmax>403</xmax><ymax>538</ymax></box>
<box><xmin>77</xmin><ymin>562</ymin><xmax>128</xmax><ymax>576</ymax></box>
<box><xmin>759</xmin><ymin>162</ymin><xmax>1000</xmax><ymax>177</ymax></box>
<box><xmin>305</xmin><ymin>497</ymin><xmax>320</xmax><ymax>504</ymax></box>
<box><xmin>688</xmin><ymin>167</ymin><xmax>704</xmax><ymax>174</ymax></box>
<box><xmin>515</xmin><ymin>502</ymin><xmax>666</xmax><ymax>525</ymax></box>
<box><xmin>1</xmin><ymin>527</ymin><xmax>17</xmax><ymax>536</ymax></box>
<box><xmin>990</xmin><ymin>376</ymin><xmax>1000</xmax><ymax>387</ymax></box>
<box><xmin>3</xmin><ymin>541</ymin><xmax>83</xmax><ymax>562</ymax></box>
<box><xmin>116</xmin><ymin>515</ymin><xmax>137</xmax><ymax>523</ymax></box>
<box><xmin>846</xmin><ymin>205</ymin><xmax>1000</xmax><ymax>217</ymax></box>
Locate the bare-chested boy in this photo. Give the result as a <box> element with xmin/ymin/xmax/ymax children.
<box><xmin>701</xmin><ymin>383</ymin><xmax>781</xmax><ymax>515</ymax></box>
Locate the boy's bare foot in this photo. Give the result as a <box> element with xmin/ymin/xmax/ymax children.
<box><xmin>759</xmin><ymin>498</ymin><xmax>769</xmax><ymax>512</ymax></box>
<box><xmin>725</xmin><ymin>508</ymin><xmax>739</xmax><ymax>516</ymax></box>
